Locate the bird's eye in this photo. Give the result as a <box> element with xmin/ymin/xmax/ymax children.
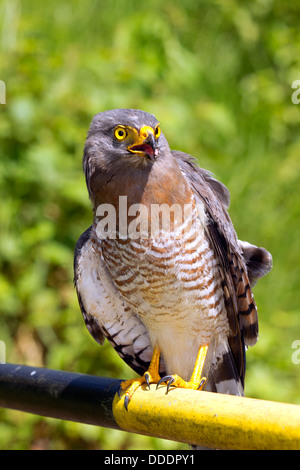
<box><xmin>114</xmin><ymin>126</ymin><xmax>128</xmax><ymax>141</ymax></box>
<box><xmin>155</xmin><ymin>125</ymin><xmax>161</xmax><ymax>139</ymax></box>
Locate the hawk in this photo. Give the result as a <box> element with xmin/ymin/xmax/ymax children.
<box><xmin>74</xmin><ymin>108</ymin><xmax>272</xmax><ymax>409</ymax></box>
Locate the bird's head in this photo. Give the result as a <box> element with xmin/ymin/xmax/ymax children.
<box><xmin>83</xmin><ymin>108</ymin><xmax>172</xmax><ymax>205</ymax></box>
<box><xmin>84</xmin><ymin>108</ymin><xmax>169</xmax><ymax>164</ymax></box>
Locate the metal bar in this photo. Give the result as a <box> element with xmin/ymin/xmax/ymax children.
<box><xmin>114</xmin><ymin>383</ymin><xmax>300</xmax><ymax>450</ymax></box>
<box><xmin>0</xmin><ymin>363</ymin><xmax>122</xmax><ymax>430</ymax></box>
<box><xmin>1</xmin><ymin>363</ymin><xmax>300</xmax><ymax>449</ymax></box>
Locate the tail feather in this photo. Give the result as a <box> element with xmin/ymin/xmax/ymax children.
<box><xmin>239</xmin><ymin>240</ymin><xmax>273</xmax><ymax>287</ymax></box>
<box><xmin>229</xmin><ymin>254</ymin><xmax>259</xmax><ymax>348</ymax></box>
<box><xmin>204</xmin><ymin>337</ymin><xmax>244</xmax><ymax>396</ymax></box>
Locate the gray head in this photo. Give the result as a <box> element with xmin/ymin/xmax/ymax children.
<box><xmin>82</xmin><ymin>108</ymin><xmax>172</xmax><ymax>205</ymax></box>
<box><xmin>84</xmin><ymin>108</ymin><xmax>170</xmax><ymax>165</ymax></box>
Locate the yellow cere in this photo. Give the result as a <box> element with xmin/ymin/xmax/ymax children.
<box><xmin>139</xmin><ymin>125</ymin><xmax>155</xmax><ymax>139</ymax></box>
<box><xmin>139</xmin><ymin>125</ymin><xmax>161</xmax><ymax>140</ymax></box>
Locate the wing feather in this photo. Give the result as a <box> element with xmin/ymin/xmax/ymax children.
<box><xmin>173</xmin><ymin>150</ymin><xmax>262</xmax><ymax>386</ymax></box>
<box><xmin>74</xmin><ymin>227</ymin><xmax>162</xmax><ymax>376</ymax></box>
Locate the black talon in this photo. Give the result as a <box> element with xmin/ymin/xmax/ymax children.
<box><xmin>156</xmin><ymin>376</ymin><xmax>166</xmax><ymax>389</ymax></box>
<box><xmin>198</xmin><ymin>378</ymin><xmax>206</xmax><ymax>390</ymax></box>
<box><xmin>118</xmin><ymin>385</ymin><xmax>122</xmax><ymax>398</ymax></box>
<box><xmin>124</xmin><ymin>395</ymin><xmax>129</xmax><ymax>411</ymax></box>
<box><xmin>166</xmin><ymin>377</ymin><xmax>175</xmax><ymax>394</ymax></box>
<box><xmin>144</xmin><ymin>373</ymin><xmax>150</xmax><ymax>389</ymax></box>
<box><xmin>156</xmin><ymin>375</ymin><xmax>173</xmax><ymax>391</ymax></box>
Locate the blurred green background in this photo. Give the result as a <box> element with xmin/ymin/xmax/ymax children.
<box><xmin>0</xmin><ymin>0</ymin><xmax>299</xmax><ymax>450</ymax></box>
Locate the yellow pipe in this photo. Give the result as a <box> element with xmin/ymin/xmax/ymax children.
<box><xmin>113</xmin><ymin>384</ymin><xmax>300</xmax><ymax>450</ymax></box>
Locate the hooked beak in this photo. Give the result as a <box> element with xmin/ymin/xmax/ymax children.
<box><xmin>128</xmin><ymin>126</ymin><xmax>158</xmax><ymax>161</ymax></box>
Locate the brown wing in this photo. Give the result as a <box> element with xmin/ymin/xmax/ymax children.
<box><xmin>174</xmin><ymin>150</ymin><xmax>261</xmax><ymax>386</ymax></box>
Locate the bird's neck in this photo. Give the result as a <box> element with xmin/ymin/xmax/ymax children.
<box><xmin>93</xmin><ymin>154</ymin><xmax>192</xmax><ymax>209</ymax></box>
<box><xmin>92</xmin><ymin>153</ymin><xmax>194</xmax><ymax>237</ymax></box>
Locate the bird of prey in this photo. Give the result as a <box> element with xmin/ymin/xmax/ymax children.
<box><xmin>74</xmin><ymin>108</ymin><xmax>272</xmax><ymax>409</ymax></box>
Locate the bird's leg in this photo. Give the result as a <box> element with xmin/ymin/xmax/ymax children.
<box><xmin>157</xmin><ymin>343</ymin><xmax>208</xmax><ymax>393</ymax></box>
<box><xmin>118</xmin><ymin>344</ymin><xmax>162</xmax><ymax>410</ymax></box>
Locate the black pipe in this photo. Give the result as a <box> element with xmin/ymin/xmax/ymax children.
<box><xmin>0</xmin><ymin>363</ymin><xmax>122</xmax><ymax>430</ymax></box>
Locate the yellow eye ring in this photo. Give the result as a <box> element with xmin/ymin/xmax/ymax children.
<box><xmin>114</xmin><ymin>126</ymin><xmax>128</xmax><ymax>141</ymax></box>
<box><xmin>155</xmin><ymin>125</ymin><xmax>161</xmax><ymax>139</ymax></box>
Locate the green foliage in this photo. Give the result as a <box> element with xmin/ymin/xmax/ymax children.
<box><xmin>0</xmin><ymin>0</ymin><xmax>299</xmax><ymax>449</ymax></box>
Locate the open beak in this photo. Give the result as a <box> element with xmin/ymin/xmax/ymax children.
<box><xmin>128</xmin><ymin>126</ymin><xmax>158</xmax><ymax>161</ymax></box>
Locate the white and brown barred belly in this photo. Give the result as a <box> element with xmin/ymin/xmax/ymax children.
<box><xmin>92</xmin><ymin>196</ymin><xmax>230</xmax><ymax>381</ymax></box>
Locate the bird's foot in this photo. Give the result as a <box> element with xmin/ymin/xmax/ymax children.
<box><xmin>117</xmin><ymin>343</ymin><xmax>208</xmax><ymax>407</ymax></box>
<box><xmin>156</xmin><ymin>374</ymin><xmax>206</xmax><ymax>393</ymax></box>
<box><xmin>157</xmin><ymin>343</ymin><xmax>208</xmax><ymax>394</ymax></box>
<box><xmin>118</xmin><ymin>369</ymin><xmax>162</xmax><ymax>410</ymax></box>
<box><xmin>118</xmin><ymin>344</ymin><xmax>162</xmax><ymax>410</ymax></box>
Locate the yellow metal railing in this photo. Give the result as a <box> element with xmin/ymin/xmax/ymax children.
<box><xmin>114</xmin><ymin>383</ymin><xmax>300</xmax><ymax>449</ymax></box>
<box><xmin>0</xmin><ymin>363</ymin><xmax>300</xmax><ymax>450</ymax></box>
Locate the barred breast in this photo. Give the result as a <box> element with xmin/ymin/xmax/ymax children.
<box><xmin>96</xmin><ymin>195</ymin><xmax>230</xmax><ymax>381</ymax></box>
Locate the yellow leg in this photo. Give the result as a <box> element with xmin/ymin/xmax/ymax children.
<box><xmin>118</xmin><ymin>345</ymin><xmax>161</xmax><ymax>410</ymax></box>
<box><xmin>157</xmin><ymin>343</ymin><xmax>209</xmax><ymax>393</ymax></box>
